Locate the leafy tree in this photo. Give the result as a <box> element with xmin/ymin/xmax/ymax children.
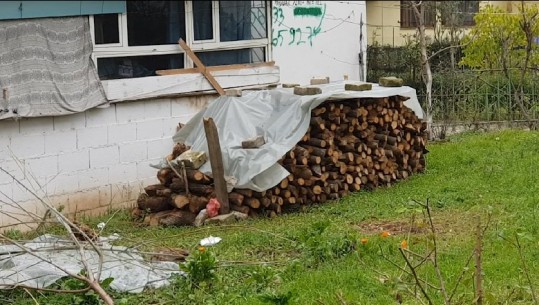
<box><xmin>460</xmin><ymin>2</ymin><xmax>539</xmax><ymax>128</ymax></box>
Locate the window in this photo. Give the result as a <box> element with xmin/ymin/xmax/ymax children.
<box><xmin>441</xmin><ymin>1</ymin><xmax>479</xmax><ymax>27</ymax></box>
<box><xmin>400</xmin><ymin>1</ymin><xmax>436</xmax><ymax>28</ymax></box>
<box><xmin>90</xmin><ymin>1</ymin><xmax>270</xmax><ymax>80</ymax></box>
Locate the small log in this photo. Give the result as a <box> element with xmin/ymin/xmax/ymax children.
<box><xmin>144</xmin><ymin>184</ymin><xmax>167</xmax><ymax>197</ymax></box>
<box><xmin>245</xmin><ymin>197</ymin><xmax>261</xmax><ymax>209</ymax></box>
<box><xmin>137</xmin><ymin>193</ymin><xmax>171</xmax><ymax>212</ymax></box>
<box><xmin>159</xmin><ymin>209</ymin><xmax>197</xmax><ymax>227</ymax></box>
<box><xmin>170</xmin><ymin>181</ymin><xmax>215</xmax><ymax>196</ymax></box>
<box><xmin>234</xmin><ymin>189</ymin><xmax>253</xmax><ymax>197</ymax></box>
<box><xmin>231</xmin><ymin>204</ymin><xmax>250</xmax><ymax>214</ymax></box>
<box><xmin>171</xmin><ymin>194</ymin><xmax>190</xmax><ymax>209</ymax></box>
<box><xmin>228</xmin><ymin>192</ymin><xmax>245</xmax><ymax>206</ymax></box>
<box><xmin>188</xmin><ymin>195</ymin><xmax>209</xmax><ymax>214</ymax></box>
<box><xmin>157</xmin><ymin>168</ymin><xmax>174</xmax><ymax>186</ymax></box>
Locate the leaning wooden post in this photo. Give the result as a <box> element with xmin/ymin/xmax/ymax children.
<box><xmin>203</xmin><ymin>117</ymin><xmax>230</xmax><ymax>214</ymax></box>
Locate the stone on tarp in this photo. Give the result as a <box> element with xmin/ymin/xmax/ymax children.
<box><xmin>379</xmin><ymin>76</ymin><xmax>404</xmax><ymax>87</ymax></box>
<box><xmin>177</xmin><ymin>150</ymin><xmax>207</xmax><ymax>169</ymax></box>
<box><xmin>242</xmin><ymin>135</ymin><xmax>265</xmax><ymax>149</ymax></box>
<box><xmin>310</xmin><ymin>76</ymin><xmax>330</xmax><ymax>85</ymax></box>
<box><xmin>294</xmin><ymin>86</ymin><xmax>322</xmax><ymax>96</ymax></box>
<box><xmin>345</xmin><ymin>83</ymin><xmax>372</xmax><ymax>91</ymax></box>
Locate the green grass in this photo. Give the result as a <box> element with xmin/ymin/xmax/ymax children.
<box><xmin>3</xmin><ymin>130</ymin><xmax>539</xmax><ymax>305</ymax></box>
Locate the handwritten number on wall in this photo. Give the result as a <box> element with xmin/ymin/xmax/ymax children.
<box><xmin>272</xmin><ymin>3</ymin><xmax>325</xmax><ymax>47</ymax></box>
<box><xmin>273</xmin><ymin>7</ymin><xmax>285</xmax><ymax>26</ymax></box>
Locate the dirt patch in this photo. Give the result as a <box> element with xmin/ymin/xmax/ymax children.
<box><xmin>354</xmin><ymin>219</ymin><xmax>427</xmax><ymax>236</ymax></box>
<box><xmin>354</xmin><ymin>210</ymin><xmax>479</xmax><ymax>237</ymax></box>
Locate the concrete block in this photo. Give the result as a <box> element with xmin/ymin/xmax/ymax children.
<box><xmin>144</xmin><ymin>100</ymin><xmax>171</xmax><ymax>119</ymax></box>
<box><xmin>116</xmin><ymin>101</ymin><xmax>146</xmax><ymax>124</ymax></box>
<box><xmin>127</xmin><ymin>181</ymin><xmax>143</xmax><ymax>201</ymax></box>
<box><xmin>66</xmin><ymin>188</ymin><xmax>100</xmax><ymax>215</ymax></box>
<box><xmin>110</xmin><ymin>183</ymin><xmax>131</xmax><ymax>205</ymax></box>
<box><xmin>163</xmin><ymin>118</ymin><xmax>181</xmax><ymax>138</ymax></box>
<box><xmin>171</xmin><ymin>96</ymin><xmax>210</xmax><ymax>118</ymax></box>
<box><xmin>77</xmin><ymin>126</ymin><xmax>108</xmax><ymax>149</ymax></box>
<box><xmin>78</xmin><ymin>167</ymin><xmax>109</xmax><ymax>190</ymax></box>
<box><xmin>58</xmin><ymin>150</ymin><xmax>90</xmax><ymax>172</ymax></box>
<box><xmin>0</xmin><ymin>159</ymin><xmax>26</xmax><ymax>182</ymax></box>
<box><xmin>136</xmin><ymin>161</ymin><xmax>157</xmax><ymax>180</ymax></box>
<box><xmin>46</xmin><ymin>172</ymin><xmax>79</xmax><ymax>195</ymax></box>
<box><xmin>294</xmin><ymin>86</ymin><xmax>322</xmax><ymax>96</ymax></box>
<box><xmin>90</xmin><ymin>145</ymin><xmax>120</xmax><ymax>168</ymax></box>
<box><xmin>136</xmin><ymin>119</ymin><xmax>164</xmax><ymax>141</ymax></box>
<box><xmin>26</xmin><ymin>155</ymin><xmax>58</xmax><ymax>178</ymax></box>
<box><xmin>119</xmin><ymin>141</ymin><xmax>147</xmax><ymax>163</ymax></box>
<box><xmin>12</xmin><ymin>182</ymin><xmax>36</xmax><ymax>202</ymax></box>
<box><xmin>98</xmin><ymin>185</ymin><xmax>113</xmax><ymax>207</ymax></box>
<box><xmin>147</xmin><ymin>138</ymin><xmax>173</xmax><ymax>159</ymax></box>
<box><xmin>108</xmin><ymin>123</ymin><xmax>137</xmax><ymax>144</ymax></box>
<box><xmin>0</xmin><ymin>119</ymin><xmax>20</xmax><ymax>137</ymax></box>
<box><xmin>108</xmin><ymin>163</ymin><xmax>137</xmax><ymax>185</ymax></box>
<box><xmin>282</xmin><ymin>83</ymin><xmax>300</xmax><ymax>88</ymax></box>
<box><xmin>86</xmin><ymin>105</ymin><xmax>117</xmax><ymax>127</ymax></box>
<box><xmin>79</xmin><ymin>205</ymin><xmax>111</xmax><ymax>217</ymax></box>
<box><xmin>9</xmin><ymin>134</ymin><xmax>45</xmax><ymax>158</ymax></box>
<box><xmin>45</xmin><ymin>130</ymin><xmax>77</xmax><ymax>154</ymax></box>
<box><xmin>0</xmin><ymin>136</ymin><xmax>10</xmax><ymax>160</ymax></box>
<box><xmin>53</xmin><ymin>112</ymin><xmax>86</xmax><ymax>131</ymax></box>
<box><xmin>48</xmin><ymin>193</ymin><xmax>70</xmax><ymax>213</ymax></box>
<box><xmin>345</xmin><ymin>83</ymin><xmax>372</xmax><ymax>91</ymax></box>
<box><xmin>379</xmin><ymin>76</ymin><xmax>404</xmax><ymax>87</ymax></box>
<box><xmin>225</xmin><ymin>89</ymin><xmax>242</xmax><ymax>97</ymax></box>
<box><xmin>19</xmin><ymin>117</ymin><xmax>54</xmax><ymax>135</ymax></box>
<box><xmin>310</xmin><ymin>77</ymin><xmax>330</xmax><ymax>85</ymax></box>
<box><xmin>0</xmin><ymin>183</ymin><xmax>13</xmax><ymax>204</ymax></box>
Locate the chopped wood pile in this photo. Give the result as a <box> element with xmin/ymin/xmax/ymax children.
<box><xmin>133</xmin><ymin>95</ymin><xmax>428</xmax><ymax>226</ymax></box>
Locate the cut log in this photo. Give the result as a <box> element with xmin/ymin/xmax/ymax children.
<box><xmin>144</xmin><ymin>184</ymin><xmax>167</xmax><ymax>197</ymax></box>
<box><xmin>137</xmin><ymin>193</ymin><xmax>171</xmax><ymax>212</ymax></box>
<box><xmin>228</xmin><ymin>192</ymin><xmax>245</xmax><ymax>206</ymax></box>
<box><xmin>188</xmin><ymin>195</ymin><xmax>209</xmax><ymax>214</ymax></box>
<box><xmin>170</xmin><ymin>181</ymin><xmax>215</xmax><ymax>196</ymax></box>
<box><xmin>171</xmin><ymin>194</ymin><xmax>190</xmax><ymax>209</ymax></box>
<box><xmin>159</xmin><ymin>209</ymin><xmax>197</xmax><ymax>227</ymax></box>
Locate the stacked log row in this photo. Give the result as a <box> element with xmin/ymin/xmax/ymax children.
<box><xmin>134</xmin><ymin>95</ymin><xmax>427</xmax><ymax>225</ymax></box>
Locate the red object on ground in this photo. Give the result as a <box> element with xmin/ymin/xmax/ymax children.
<box><xmin>207</xmin><ymin>198</ymin><xmax>221</xmax><ymax>217</ymax></box>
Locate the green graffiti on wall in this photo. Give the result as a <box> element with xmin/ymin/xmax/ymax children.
<box><xmin>293</xmin><ymin>6</ymin><xmax>323</xmax><ymax>17</ymax></box>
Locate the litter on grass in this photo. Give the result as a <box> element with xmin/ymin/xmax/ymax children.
<box><xmin>0</xmin><ymin>234</ymin><xmax>183</xmax><ymax>293</ymax></box>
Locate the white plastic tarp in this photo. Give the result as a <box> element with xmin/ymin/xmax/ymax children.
<box><xmin>173</xmin><ymin>81</ymin><xmax>424</xmax><ymax>192</ymax></box>
<box><xmin>0</xmin><ymin>235</ymin><xmax>182</xmax><ymax>293</ymax></box>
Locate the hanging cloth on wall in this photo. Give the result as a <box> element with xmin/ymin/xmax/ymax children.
<box><xmin>0</xmin><ymin>16</ymin><xmax>108</xmax><ymax>120</ymax></box>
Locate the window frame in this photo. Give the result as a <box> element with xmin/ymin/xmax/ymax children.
<box><xmin>89</xmin><ymin>0</ymin><xmax>272</xmax><ymax>74</ymax></box>
<box><xmin>399</xmin><ymin>1</ymin><xmax>437</xmax><ymax>29</ymax></box>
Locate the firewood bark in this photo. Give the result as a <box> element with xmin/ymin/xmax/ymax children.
<box><xmin>137</xmin><ymin>193</ymin><xmax>171</xmax><ymax>212</ymax></box>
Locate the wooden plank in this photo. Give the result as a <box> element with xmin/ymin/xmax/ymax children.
<box><xmin>156</xmin><ymin>61</ymin><xmax>276</xmax><ymax>76</ymax></box>
<box><xmin>178</xmin><ymin>38</ymin><xmax>225</xmax><ymax>96</ymax></box>
<box><xmin>203</xmin><ymin>117</ymin><xmax>230</xmax><ymax>214</ymax></box>
<box><xmin>101</xmin><ymin>65</ymin><xmax>280</xmax><ymax>102</ymax></box>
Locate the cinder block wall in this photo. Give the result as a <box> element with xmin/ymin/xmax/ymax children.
<box><xmin>0</xmin><ymin>95</ymin><xmax>213</xmax><ymax>228</ymax></box>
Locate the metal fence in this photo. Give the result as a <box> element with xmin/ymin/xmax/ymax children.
<box><xmin>367</xmin><ymin>45</ymin><xmax>539</xmax><ymax>123</ymax></box>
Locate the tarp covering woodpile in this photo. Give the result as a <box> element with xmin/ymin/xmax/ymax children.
<box><xmin>172</xmin><ymin>81</ymin><xmax>424</xmax><ymax>192</ymax></box>
<box><xmin>133</xmin><ymin>81</ymin><xmax>428</xmax><ymax>225</ymax></box>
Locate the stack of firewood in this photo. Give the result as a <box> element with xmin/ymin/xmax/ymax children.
<box><xmin>133</xmin><ymin>95</ymin><xmax>427</xmax><ymax>226</ymax></box>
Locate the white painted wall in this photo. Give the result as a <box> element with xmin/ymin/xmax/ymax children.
<box><xmin>0</xmin><ymin>96</ymin><xmax>214</xmax><ymax>229</ymax></box>
<box><xmin>272</xmin><ymin>1</ymin><xmax>367</xmax><ymax>85</ymax></box>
